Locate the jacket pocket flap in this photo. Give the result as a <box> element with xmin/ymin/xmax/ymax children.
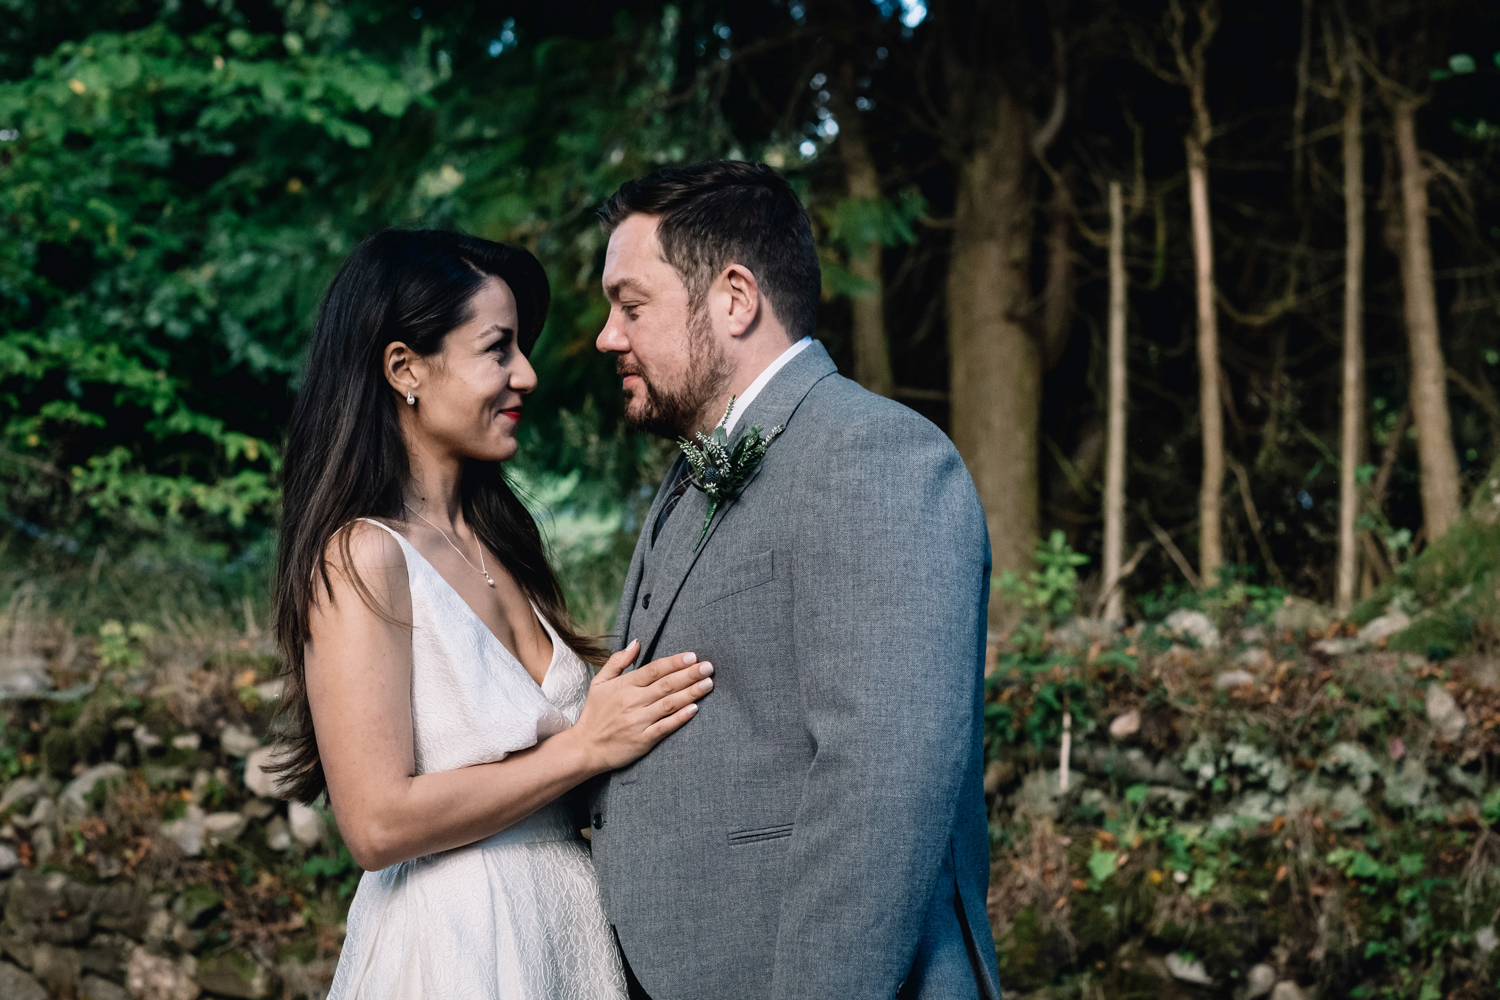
<box><xmin>728</xmin><ymin>822</ymin><xmax>794</xmax><ymax>845</ymax></box>
<box><xmin>695</xmin><ymin>549</ymin><xmax>775</xmax><ymax>609</ymax></box>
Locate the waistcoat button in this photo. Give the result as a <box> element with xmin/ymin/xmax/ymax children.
<box><xmin>592</xmin><ymin>812</ymin><xmax>604</xmax><ymax>830</ymax></box>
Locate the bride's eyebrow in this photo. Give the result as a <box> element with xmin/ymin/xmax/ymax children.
<box><xmin>481</xmin><ymin>324</ymin><xmax>516</xmax><ymax>346</ymax></box>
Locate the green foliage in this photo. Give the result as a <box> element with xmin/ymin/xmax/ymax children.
<box><xmin>0</xmin><ymin>20</ymin><xmax>429</xmax><ymax>535</ymax></box>
<box><xmin>817</xmin><ymin>188</ymin><xmax>925</xmax><ymax>297</ymax></box>
<box><xmin>997</xmin><ymin>530</ymin><xmax>1090</xmax><ymax>622</ymax></box>
<box><xmin>1086</xmin><ymin>848</ymin><xmax>1118</xmax><ymax>886</ymax></box>
<box><xmin>301</xmin><ymin>835</ymin><xmax>362</xmax><ymax>899</ymax></box>
<box><xmin>824</xmin><ymin>188</ymin><xmax>926</xmax><ymax>252</ymax></box>
<box><xmin>0</xmin><ymin>2</ymin><xmax>717</xmax><ymax>598</ymax></box>
<box><xmin>94</xmin><ymin>619</ymin><xmax>152</xmax><ymax>671</ymax></box>
<box><xmin>1482</xmin><ymin>787</ymin><xmax>1500</xmax><ymax>825</ymax></box>
<box><xmin>1353</xmin><ymin>458</ymin><xmax>1500</xmax><ymax>650</ymax></box>
<box><xmin>1137</xmin><ymin>565</ymin><xmax>1286</xmax><ymax>631</ymax></box>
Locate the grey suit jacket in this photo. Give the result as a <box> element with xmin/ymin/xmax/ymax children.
<box><xmin>591</xmin><ymin>343</ymin><xmax>1000</xmax><ymax>1000</ymax></box>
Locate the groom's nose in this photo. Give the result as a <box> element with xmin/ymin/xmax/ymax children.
<box><xmin>596</xmin><ymin>309</ymin><xmax>630</xmax><ymax>355</ymax></box>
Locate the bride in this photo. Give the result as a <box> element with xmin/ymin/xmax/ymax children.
<box><xmin>270</xmin><ymin>229</ymin><xmax>711</xmax><ymax>998</ymax></box>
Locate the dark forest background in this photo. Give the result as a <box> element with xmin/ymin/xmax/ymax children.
<box><xmin>2</xmin><ymin>0</ymin><xmax>1499</xmax><ymax>626</ymax></box>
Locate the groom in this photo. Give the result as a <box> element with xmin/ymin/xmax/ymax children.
<box><xmin>590</xmin><ymin>161</ymin><xmax>1000</xmax><ymax>1000</ymax></box>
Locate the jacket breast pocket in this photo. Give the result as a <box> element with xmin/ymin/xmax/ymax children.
<box><xmin>694</xmin><ymin>549</ymin><xmax>775</xmax><ymax>610</ymax></box>
<box><xmin>728</xmin><ymin>822</ymin><xmax>794</xmax><ymax>846</ymax></box>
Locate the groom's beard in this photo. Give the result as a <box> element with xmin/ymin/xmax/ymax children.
<box><xmin>617</xmin><ymin>305</ymin><xmax>731</xmax><ymax>439</ymax></box>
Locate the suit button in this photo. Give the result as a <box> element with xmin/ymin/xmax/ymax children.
<box><xmin>641</xmin><ymin>593</ymin><xmax>651</xmax><ymax>609</ymax></box>
<box><xmin>592</xmin><ymin>812</ymin><xmax>604</xmax><ymax>830</ymax></box>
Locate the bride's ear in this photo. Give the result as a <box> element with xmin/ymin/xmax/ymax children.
<box><xmin>384</xmin><ymin>341</ymin><xmax>422</xmax><ymax>402</ymax></box>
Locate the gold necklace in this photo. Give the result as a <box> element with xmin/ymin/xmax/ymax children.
<box><xmin>403</xmin><ymin>502</ymin><xmax>495</xmax><ymax>588</ymax></box>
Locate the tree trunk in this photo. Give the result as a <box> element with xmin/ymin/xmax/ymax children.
<box><xmin>834</xmin><ymin>62</ymin><xmax>895</xmax><ymax>398</ymax></box>
<box><xmin>1042</xmin><ymin>168</ymin><xmax>1075</xmax><ymax>371</ymax></box>
<box><xmin>948</xmin><ymin>87</ymin><xmax>1040</xmax><ymax>611</ymax></box>
<box><xmin>1186</xmin><ymin>135</ymin><xmax>1223</xmax><ymax>585</ymax></box>
<box><xmin>1392</xmin><ymin>97</ymin><xmax>1463</xmax><ymax>540</ymax></box>
<box><xmin>1103</xmin><ymin>181</ymin><xmax>1128</xmax><ymax>623</ymax></box>
<box><xmin>1336</xmin><ymin>50</ymin><xmax>1364</xmax><ymax>618</ymax></box>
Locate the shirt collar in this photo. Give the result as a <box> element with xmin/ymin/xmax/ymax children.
<box><xmin>724</xmin><ymin>336</ymin><xmax>813</xmax><ymax>435</ymax></box>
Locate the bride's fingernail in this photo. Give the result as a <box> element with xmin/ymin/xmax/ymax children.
<box><xmin>684</xmin><ymin>703</ymin><xmax>699</xmax><ymax>714</ymax></box>
<box><xmin>699</xmin><ymin>663</ymin><xmax>714</xmax><ymax>676</ymax></box>
<box><xmin>682</xmin><ymin>652</ymin><xmax>697</xmax><ymax>664</ymax></box>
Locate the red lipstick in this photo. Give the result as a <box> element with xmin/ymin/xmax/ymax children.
<box><xmin>501</xmin><ymin>408</ymin><xmax>522</xmax><ymax>422</ymax></box>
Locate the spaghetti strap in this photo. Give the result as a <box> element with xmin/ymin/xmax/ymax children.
<box><xmin>353</xmin><ymin>516</ymin><xmax>404</xmax><ymax>541</ymax></box>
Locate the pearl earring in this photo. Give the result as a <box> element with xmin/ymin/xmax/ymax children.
<box><xmin>406</xmin><ymin>392</ymin><xmax>416</xmax><ymax>405</ymax></box>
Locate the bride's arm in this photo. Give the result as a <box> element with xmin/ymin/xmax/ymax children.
<box><xmin>304</xmin><ymin>522</ymin><xmax>710</xmax><ymax>871</ymax></box>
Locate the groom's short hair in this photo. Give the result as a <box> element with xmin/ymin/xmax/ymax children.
<box><xmin>598</xmin><ymin>161</ymin><xmax>821</xmax><ymax>340</ymax></box>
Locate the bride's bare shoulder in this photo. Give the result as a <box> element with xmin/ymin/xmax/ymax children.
<box><xmin>313</xmin><ymin>519</ymin><xmax>411</xmax><ymax>617</ymax></box>
<box><xmin>329</xmin><ymin>519</ymin><xmax>407</xmax><ymax>568</ymax></box>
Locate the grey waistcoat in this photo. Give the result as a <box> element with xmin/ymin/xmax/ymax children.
<box><xmin>591</xmin><ymin>343</ymin><xmax>1000</xmax><ymax>1000</ymax></box>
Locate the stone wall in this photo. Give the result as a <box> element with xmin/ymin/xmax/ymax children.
<box><xmin>0</xmin><ymin>665</ymin><xmax>348</xmax><ymax>1000</ymax></box>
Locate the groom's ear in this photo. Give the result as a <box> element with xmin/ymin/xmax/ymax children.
<box><xmin>717</xmin><ymin>263</ymin><xmax>762</xmax><ymax>339</ymax></box>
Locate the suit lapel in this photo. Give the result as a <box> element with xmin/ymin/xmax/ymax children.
<box><xmin>611</xmin><ymin>455</ymin><xmax>687</xmax><ymax>652</ymax></box>
<box><xmin>627</xmin><ymin>342</ymin><xmax>839</xmax><ymax>657</ymax></box>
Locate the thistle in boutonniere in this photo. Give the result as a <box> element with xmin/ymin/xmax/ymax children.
<box><xmin>678</xmin><ymin>396</ymin><xmax>783</xmax><ymax>551</ymax></box>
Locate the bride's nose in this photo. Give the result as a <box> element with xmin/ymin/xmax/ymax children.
<box><xmin>509</xmin><ymin>352</ymin><xmax>539</xmax><ymax>395</ymax></box>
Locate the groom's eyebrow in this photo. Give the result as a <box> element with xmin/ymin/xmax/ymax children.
<box><xmin>605</xmin><ymin>277</ymin><xmax>648</xmax><ymax>300</ymax></box>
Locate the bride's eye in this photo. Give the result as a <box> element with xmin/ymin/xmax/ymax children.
<box><xmin>487</xmin><ymin>331</ymin><xmax>514</xmax><ymax>361</ymax></box>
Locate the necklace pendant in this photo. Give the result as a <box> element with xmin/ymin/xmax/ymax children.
<box><xmin>484</xmin><ymin>573</ymin><xmax>495</xmax><ymax>588</ymax></box>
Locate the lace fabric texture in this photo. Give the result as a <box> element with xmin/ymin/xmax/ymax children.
<box><xmin>327</xmin><ymin>521</ymin><xmax>627</xmax><ymax>1000</ymax></box>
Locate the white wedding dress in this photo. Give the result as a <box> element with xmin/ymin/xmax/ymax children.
<box><xmin>326</xmin><ymin>520</ymin><xmax>627</xmax><ymax>1000</ymax></box>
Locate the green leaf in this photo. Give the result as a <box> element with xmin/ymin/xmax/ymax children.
<box><xmin>1482</xmin><ymin>787</ymin><xmax>1500</xmax><ymax>825</ymax></box>
<box><xmin>1187</xmin><ymin>867</ymin><xmax>1216</xmax><ymax>898</ymax></box>
<box><xmin>1419</xmin><ymin>957</ymin><xmax>1444</xmax><ymax>1000</ymax></box>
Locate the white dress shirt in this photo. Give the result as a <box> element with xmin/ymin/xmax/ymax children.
<box><xmin>724</xmin><ymin>336</ymin><xmax>813</xmax><ymax>435</ymax></box>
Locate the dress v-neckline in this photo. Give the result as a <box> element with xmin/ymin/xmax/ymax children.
<box><xmin>386</xmin><ymin>527</ymin><xmax>560</xmax><ymax>694</ymax></box>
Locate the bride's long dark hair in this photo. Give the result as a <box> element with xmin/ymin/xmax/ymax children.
<box><xmin>271</xmin><ymin>229</ymin><xmax>602</xmax><ymax>804</ymax></box>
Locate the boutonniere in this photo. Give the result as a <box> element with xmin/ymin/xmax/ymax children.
<box><xmin>678</xmin><ymin>396</ymin><xmax>783</xmax><ymax>551</ymax></box>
